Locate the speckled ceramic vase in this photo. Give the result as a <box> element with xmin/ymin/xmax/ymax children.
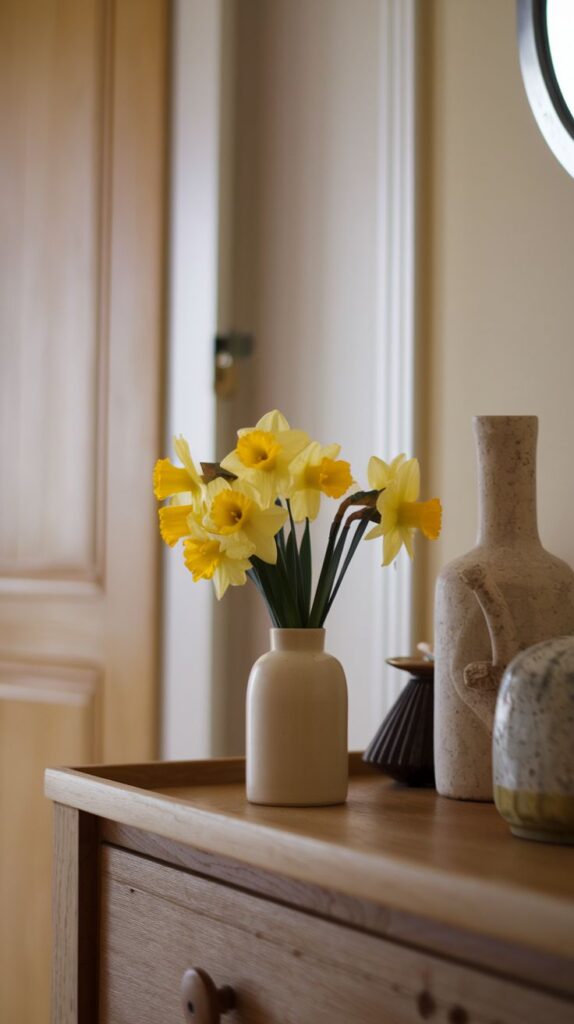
<box><xmin>246</xmin><ymin>629</ymin><xmax>348</xmax><ymax>806</ymax></box>
<box><xmin>434</xmin><ymin>416</ymin><xmax>574</xmax><ymax>802</ymax></box>
<box><xmin>494</xmin><ymin>636</ymin><xmax>574</xmax><ymax>844</ymax></box>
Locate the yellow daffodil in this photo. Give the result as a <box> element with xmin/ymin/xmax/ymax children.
<box><xmin>289</xmin><ymin>441</ymin><xmax>354</xmax><ymax>522</ymax></box>
<box><xmin>158</xmin><ymin>502</ymin><xmax>197</xmax><ymax>547</ymax></box>
<box><xmin>203</xmin><ymin>478</ymin><xmax>288</xmax><ymax>564</ymax></box>
<box><xmin>154</xmin><ymin>416</ymin><xmax>442</xmax><ymax>623</ymax></box>
<box><xmin>220</xmin><ymin>410</ymin><xmax>309</xmax><ymax>508</ymax></box>
<box><xmin>183</xmin><ymin>520</ymin><xmax>251</xmax><ymax>599</ymax></box>
<box><xmin>153</xmin><ymin>435</ymin><xmax>204</xmax><ymax>509</ymax></box>
<box><xmin>367</xmin><ymin>453</ymin><xmax>406</xmax><ymax>491</ymax></box>
<box><xmin>366</xmin><ymin>458</ymin><xmax>442</xmax><ymax>565</ymax></box>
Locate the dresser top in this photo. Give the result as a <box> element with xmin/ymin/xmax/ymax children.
<box><xmin>45</xmin><ymin>754</ymin><xmax>574</xmax><ymax>963</ymax></box>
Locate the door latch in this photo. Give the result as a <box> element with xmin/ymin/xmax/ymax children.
<box><xmin>214</xmin><ymin>331</ymin><xmax>254</xmax><ymax>399</ymax></box>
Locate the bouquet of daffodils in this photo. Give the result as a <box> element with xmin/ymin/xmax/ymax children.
<box><xmin>153</xmin><ymin>410</ymin><xmax>441</xmax><ymax>628</ymax></box>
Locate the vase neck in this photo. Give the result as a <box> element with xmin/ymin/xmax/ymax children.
<box><xmin>474</xmin><ymin>416</ymin><xmax>541</xmax><ymax>548</ymax></box>
<box><xmin>271</xmin><ymin>628</ymin><xmax>325</xmax><ymax>652</ymax></box>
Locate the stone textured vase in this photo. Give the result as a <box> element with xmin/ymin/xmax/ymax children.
<box><xmin>246</xmin><ymin>628</ymin><xmax>348</xmax><ymax>806</ymax></box>
<box><xmin>494</xmin><ymin>636</ymin><xmax>574</xmax><ymax>844</ymax></box>
<box><xmin>434</xmin><ymin>416</ymin><xmax>574</xmax><ymax>801</ymax></box>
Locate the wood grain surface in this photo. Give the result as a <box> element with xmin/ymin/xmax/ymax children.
<box><xmin>52</xmin><ymin>805</ymin><xmax>99</xmax><ymax>1024</ymax></box>
<box><xmin>45</xmin><ymin>757</ymin><xmax>574</xmax><ymax>965</ymax></box>
<box><xmin>101</xmin><ymin>819</ymin><xmax>574</xmax><ymax>997</ymax></box>
<box><xmin>99</xmin><ymin>844</ymin><xmax>573</xmax><ymax>1024</ymax></box>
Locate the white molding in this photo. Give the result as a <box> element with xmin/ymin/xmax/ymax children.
<box><xmin>161</xmin><ymin>0</ymin><xmax>223</xmax><ymax>758</ymax></box>
<box><xmin>372</xmin><ymin>0</ymin><xmax>417</xmax><ymax>715</ymax></box>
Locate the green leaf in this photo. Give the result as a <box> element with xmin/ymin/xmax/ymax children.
<box><xmin>274</xmin><ymin>500</ymin><xmax>287</xmax><ymax>559</ymax></box>
<box><xmin>321</xmin><ymin>516</ymin><xmax>371</xmax><ymax>625</ymax></box>
<box><xmin>275</xmin><ymin>538</ymin><xmax>302</xmax><ymax>627</ymax></box>
<box><xmin>247</xmin><ymin>568</ymin><xmax>281</xmax><ymax>627</ymax></box>
<box><xmin>299</xmin><ymin>518</ymin><xmax>312</xmax><ymax>623</ymax></box>
<box><xmin>252</xmin><ymin>555</ymin><xmax>300</xmax><ymax>628</ymax></box>
<box><xmin>308</xmin><ymin>528</ymin><xmax>347</xmax><ymax>628</ymax></box>
<box><xmin>286</xmin><ymin>500</ymin><xmax>308</xmax><ymax>625</ymax></box>
<box><xmin>285</xmin><ymin>522</ymin><xmax>297</xmax><ymax>580</ymax></box>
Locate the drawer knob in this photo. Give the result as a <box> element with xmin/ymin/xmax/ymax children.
<box><xmin>181</xmin><ymin>967</ymin><xmax>235</xmax><ymax>1023</ymax></box>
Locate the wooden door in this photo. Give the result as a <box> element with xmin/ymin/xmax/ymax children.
<box><xmin>0</xmin><ymin>1</ymin><xmax>169</xmax><ymax>1019</ymax></box>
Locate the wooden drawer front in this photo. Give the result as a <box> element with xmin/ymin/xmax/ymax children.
<box><xmin>99</xmin><ymin>846</ymin><xmax>572</xmax><ymax>1024</ymax></box>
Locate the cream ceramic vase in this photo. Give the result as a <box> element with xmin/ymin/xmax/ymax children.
<box><xmin>434</xmin><ymin>416</ymin><xmax>574</xmax><ymax>801</ymax></box>
<box><xmin>246</xmin><ymin>628</ymin><xmax>348</xmax><ymax>806</ymax></box>
<box><xmin>494</xmin><ymin>636</ymin><xmax>574</xmax><ymax>844</ymax></box>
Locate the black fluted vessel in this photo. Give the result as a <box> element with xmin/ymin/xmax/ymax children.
<box><xmin>362</xmin><ymin>658</ymin><xmax>435</xmax><ymax>787</ymax></box>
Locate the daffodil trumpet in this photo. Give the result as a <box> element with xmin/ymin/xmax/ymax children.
<box><xmin>153</xmin><ymin>410</ymin><xmax>442</xmax><ymax>625</ymax></box>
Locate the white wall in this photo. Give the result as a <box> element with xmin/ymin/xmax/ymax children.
<box><xmin>419</xmin><ymin>0</ymin><xmax>574</xmax><ymax>636</ymax></box>
<box><xmin>162</xmin><ymin>0</ymin><xmax>221</xmax><ymax>758</ymax></box>
<box><xmin>164</xmin><ymin>0</ymin><xmax>417</xmax><ymax>757</ymax></box>
<box><xmin>230</xmin><ymin>0</ymin><xmax>415</xmax><ymax>750</ymax></box>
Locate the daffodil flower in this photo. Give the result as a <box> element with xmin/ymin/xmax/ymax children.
<box><xmin>183</xmin><ymin>520</ymin><xmax>252</xmax><ymax>599</ymax></box>
<box><xmin>367</xmin><ymin>453</ymin><xmax>406</xmax><ymax>490</ymax></box>
<box><xmin>366</xmin><ymin>458</ymin><xmax>442</xmax><ymax>565</ymax></box>
<box><xmin>203</xmin><ymin>478</ymin><xmax>288</xmax><ymax>564</ymax></box>
<box><xmin>220</xmin><ymin>410</ymin><xmax>309</xmax><ymax>508</ymax></box>
<box><xmin>289</xmin><ymin>441</ymin><xmax>354</xmax><ymax>522</ymax></box>
<box><xmin>154</xmin><ymin>418</ymin><xmax>442</xmax><ymax>623</ymax></box>
<box><xmin>153</xmin><ymin>435</ymin><xmax>204</xmax><ymax>509</ymax></box>
<box><xmin>158</xmin><ymin>501</ymin><xmax>197</xmax><ymax>547</ymax></box>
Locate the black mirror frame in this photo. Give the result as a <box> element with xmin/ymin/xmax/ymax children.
<box><xmin>517</xmin><ymin>0</ymin><xmax>574</xmax><ymax>178</ymax></box>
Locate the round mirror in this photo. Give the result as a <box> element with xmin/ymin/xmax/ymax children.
<box><xmin>517</xmin><ymin>0</ymin><xmax>574</xmax><ymax>177</ymax></box>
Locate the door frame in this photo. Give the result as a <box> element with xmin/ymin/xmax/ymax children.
<box><xmin>162</xmin><ymin>0</ymin><xmax>418</xmax><ymax>757</ymax></box>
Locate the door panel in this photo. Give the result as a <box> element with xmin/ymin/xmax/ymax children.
<box><xmin>0</xmin><ymin>662</ymin><xmax>99</xmax><ymax>1020</ymax></box>
<box><xmin>0</xmin><ymin>1</ymin><xmax>169</xmax><ymax>1019</ymax></box>
<box><xmin>0</xmin><ymin>0</ymin><xmax>102</xmax><ymax>576</ymax></box>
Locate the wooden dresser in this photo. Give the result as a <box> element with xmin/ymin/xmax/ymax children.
<box><xmin>45</xmin><ymin>755</ymin><xmax>574</xmax><ymax>1023</ymax></box>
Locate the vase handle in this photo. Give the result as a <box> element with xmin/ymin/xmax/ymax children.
<box><xmin>458</xmin><ymin>565</ymin><xmax>519</xmax><ymax>729</ymax></box>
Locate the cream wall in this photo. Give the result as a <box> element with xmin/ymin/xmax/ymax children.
<box><xmin>229</xmin><ymin>0</ymin><xmax>392</xmax><ymax>750</ymax></box>
<box><xmin>419</xmin><ymin>0</ymin><xmax>574</xmax><ymax>638</ymax></box>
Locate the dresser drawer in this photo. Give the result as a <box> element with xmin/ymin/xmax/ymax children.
<box><xmin>99</xmin><ymin>845</ymin><xmax>571</xmax><ymax>1024</ymax></box>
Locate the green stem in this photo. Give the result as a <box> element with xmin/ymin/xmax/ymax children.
<box><xmin>247</xmin><ymin>568</ymin><xmax>281</xmax><ymax>627</ymax></box>
<box><xmin>321</xmin><ymin>514</ymin><xmax>372</xmax><ymax>624</ymax></box>
<box><xmin>299</xmin><ymin>518</ymin><xmax>312</xmax><ymax>623</ymax></box>
<box><xmin>286</xmin><ymin>499</ymin><xmax>307</xmax><ymax>625</ymax></box>
<box><xmin>309</xmin><ymin>502</ymin><xmax>379</xmax><ymax>628</ymax></box>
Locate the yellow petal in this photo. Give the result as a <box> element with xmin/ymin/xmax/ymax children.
<box><xmin>183</xmin><ymin>536</ymin><xmax>222</xmax><ymax>581</ymax></box>
<box><xmin>398</xmin><ymin>498</ymin><xmax>442</xmax><ymax>539</ymax></box>
<box><xmin>236</xmin><ymin>430</ymin><xmax>281</xmax><ymax>470</ymax></box>
<box><xmin>209</xmin><ymin>489</ymin><xmax>253</xmax><ymax>534</ymax></box>
<box><xmin>290</xmin><ymin>488</ymin><xmax>321</xmax><ymax>523</ymax></box>
<box><xmin>422</xmin><ymin>498</ymin><xmax>442</xmax><ymax>540</ymax></box>
<box><xmin>213</xmin><ymin>554</ymin><xmax>251</xmax><ymax>599</ymax></box>
<box><xmin>158</xmin><ymin>504</ymin><xmax>194</xmax><ymax>546</ymax></box>
<box><xmin>276</xmin><ymin>429</ymin><xmax>311</xmax><ymax>460</ymax></box>
<box><xmin>365</xmin><ymin>522</ymin><xmax>384</xmax><ymax>541</ymax></box>
<box><xmin>383</xmin><ymin>528</ymin><xmax>403</xmax><ymax>566</ymax></box>
<box><xmin>401</xmin><ymin>526</ymin><xmax>416</xmax><ymax>559</ymax></box>
<box><xmin>289</xmin><ymin>441</ymin><xmax>322</xmax><ymax>476</ymax></box>
<box><xmin>244</xmin><ymin>528</ymin><xmax>278</xmax><ymax>564</ymax></box>
<box><xmin>368</xmin><ymin>453</ymin><xmax>405</xmax><ymax>490</ymax></box>
<box><xmin>318</xmin><ymin>458</ymin><xmax>353</xmax><ymax>498</ymax></box>
<box><xmin>172</xmin><ymin>436</ymin><xmax>203</xmax><ymax>495</ymax></box>
<box><xmin>254</xmin><ymin>409</ymin><xmax>290</xmax><ymax>432</ymax></box>
<box><xmin>219</xmin><ymin>450</ymin><xmax>245</xmax><ymax>477</ymax></box>
<box><xmin>153</xmin><ymin>459</ymin><xmax>195</xmax><ymax>500</ymax></box>
<box><xmin>368</xmin><ymin>456</ymin><xmax>390</xmax><ymax>490</ymax></box>
<box><xmin>398</xmin><ymin>458</ymin><xmax>420</xmax><ymax>503</ymax></box>
<box><xmin>217</xmin><ymin>533</ymin><xmax>255</xmax><ymax>559</ymax></box>
<box><xmin>379</xmin><ymin>485</ymin><xmax>399</xmax><ymax>532</ymax></box>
